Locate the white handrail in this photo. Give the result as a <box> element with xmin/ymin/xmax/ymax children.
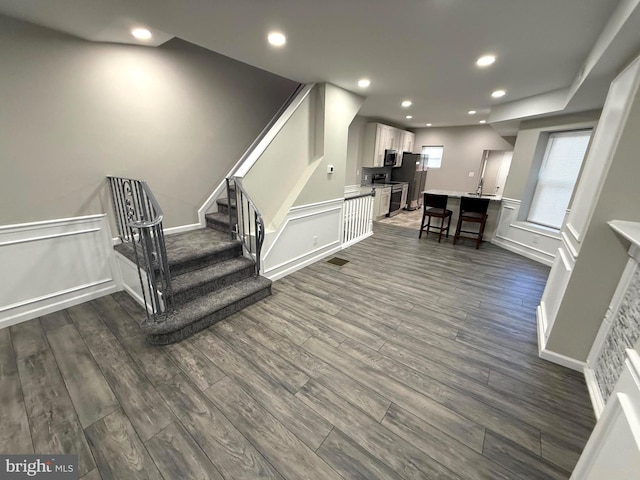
<box><xmin>233</xmin><ymin>83</ymin><xmax>315</xmax><ymax>178</ymax></box>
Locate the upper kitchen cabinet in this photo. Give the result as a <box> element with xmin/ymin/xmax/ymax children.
<box><xmin>400</xmin><ymin>130</ymin><xmax>415</xmax><ymax>154</ymax></box>
<box><xmin>361</xmin><ymin>123</ymin><xmax>415</xmax><ymax>168</ymax></box>
<box><xmin>362</xmin><ymin>123</ymin><xmax>386</xmax><ymax>167</ymax></box>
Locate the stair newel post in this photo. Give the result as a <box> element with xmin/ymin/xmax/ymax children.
<box><xmin>155</xmin><ymin>223</ymin><xmax>173</xmax><ymax>315</ymax></box>
<box><xmin>141</xmin><ymin>226</ymin><xmax>164</xmax><ymax>319</ymax></box>
<box><xmin>226</xmin><ymin>178</ymin><xmax>234</xmax><ymax>241</ymax></box>
<box><xmin>108</xmin><ymin>177</ymin><xmax>125</xmax><ymax>242</ymax></box>
<box><xmin>255</xmin><ymin>211</ymin><xmax>263</xmax><ymax>276</ymax></box>
<box><xmin>240</xmin><ymin>189</ymin><xmax>246</xmax><ymax>245</ymax></box>
<box><xmin>247</xmin><ymin>200</ymin><xmax>253</xmax><ymax>256</ymax></box>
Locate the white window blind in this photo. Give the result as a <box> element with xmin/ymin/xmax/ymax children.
<box><xmin>527</xmin><ymin>130</ymin><xmax>591</xmax><ymax>229</ymax></box>
<box><xmin>421</xmin><ymin>146</ymin><xmax>444</xmax><ymax>169</ymax></box>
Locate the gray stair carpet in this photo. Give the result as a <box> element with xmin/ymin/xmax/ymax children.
<box><xmin>144</xmin><ymin>276</ymin><xmax>271</xmax><ymax>345</ymax></box>
<box><xmin>117</xmin><ymin>187</ymin><xmax>271</xmax><ymax>344</ymax></box>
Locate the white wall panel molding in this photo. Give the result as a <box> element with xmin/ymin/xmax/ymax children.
<box><xmin>262</xmin><ymin>199</ymin><xmax>343</xmax><ymax>281</ymax></box>
<box><xmin>491</xmin><ymin>198</ymin><xmax>559</xmax><ymax>266</ymax></box>
<box><xmin>0</xmin><ymin>214</ymin><xmax>119</xmax><ymax>328</ymax></box>
<box><xmin>536</xmin><ymin>305</ymin><xmax>586</xmax><ymax>371</ymax></box>
<box><xmin>537</xmin><ymin>246</ymin><xmax>575</xmax><ymax>346</ymax></box>
<box><xmin>114</xmin><ymin>251</ymin><xmax>149</xmax><ymax>309</ymax></box>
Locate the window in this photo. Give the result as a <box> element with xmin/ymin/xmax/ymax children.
<box><xmin>421</xmin><ymin>146</ymin><xmax>444</xmax><ymax>169</ymax></box>
<box><xmin>527</xmin><ymin>130</ymin><xmax>592</xmax><ymax>229</ymax></box>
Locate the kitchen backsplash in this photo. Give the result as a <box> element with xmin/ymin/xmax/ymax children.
<box><xmin>361</xmin><ymin>167</ymin><xmax>391</xmax><ymax>185</ymax></box>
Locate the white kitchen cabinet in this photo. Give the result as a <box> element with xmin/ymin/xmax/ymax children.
<box><xmin>362</xmin><ymin>124</ymin><xmax>386</xmax><ymax>167</ymax></box>
<box><xmin>372</xmin><ymin>186</ymin><xmax>391</xmax><ymax>218</ymax></box>
<box><xmin>362</xmin><ymin>123</ymin><xmax>415</xmax><ymax>168</ymax></box>
<box><xmin>394</xmin><ymin>131</ymin><xmax>416</xmax><ymax>167</ymax></box>
<box><xmin>404</xmin><ymin>131</ymin><xmax>415</xmax><ymax>154</ymax></box>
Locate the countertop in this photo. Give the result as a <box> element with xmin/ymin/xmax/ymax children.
<box><xmin>345</xmin><ymin>186</ymin><xmax>376</xmax><ymax>198</ymax></box>
<box><xmin>424</xmin><ymin>189</ymin><xmax>503</xmax><ymax>202</ymax></box>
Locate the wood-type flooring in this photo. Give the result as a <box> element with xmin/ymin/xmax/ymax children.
<box><xmin>0</xmin><ymin>219</ymin><xmax>595</xmax><ymax>479</ymax></box>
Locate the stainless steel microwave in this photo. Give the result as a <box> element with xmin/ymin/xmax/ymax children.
<box><xmin>384</xmin><ymin>149</ymin><xmax>397</xmax><ymax>166</ymax></box>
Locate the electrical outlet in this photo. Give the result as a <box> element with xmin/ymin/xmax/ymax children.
<box><xmin>313</xmin><ymin>235</ymin><xmax>318</xmax><ymax>246</ymax></box>
<box><xmin>532</xmin><ymin>235</ymin><xmax>540</xmax><ymax>244</ymax></box>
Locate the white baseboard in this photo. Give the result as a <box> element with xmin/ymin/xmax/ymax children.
<box><xmin>584</xmin><ymin>366</ymin><xmax>606</xmax><ymax>419</ymax></box>
<box><xmin>0</xmin><ymin>214</ymin><xmax>119</xmax><ymax>328</ymax></box>
<box><xmin>198</xmin><ymin>179</ymin><xmax>227</xmax><ymax>226</ymax></box>
<box><xmin>164</xmin><ymin>223</ymin><xmax>202</xmax><ymax>236</ymax></box>
<box><xmin>342</xmin><ymin>231</ymin><xmax>373</xmax><ymax>249</ymax></box>
<box><xmin>536</xmin><ymin>305</ymin><xmax>586</xmax><ymax>372</ymax></box>
<box><xmin>265</xmin><ymin>243</ymin><xmax>343</xmax><ymax>281</ymax></box>
<box><xmin>492</xmin><ymin>235</ymin><xmax>555</xmax><ymax>266</ymax></box>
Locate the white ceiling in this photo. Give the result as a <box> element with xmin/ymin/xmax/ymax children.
<box><xmin>2</xmin><ymin>0</ymin><xmax>639</xmax><ymax>133</ymax></box>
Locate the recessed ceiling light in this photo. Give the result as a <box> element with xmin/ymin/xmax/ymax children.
<box><xmin>267</xmin><ymin>32</ymin><xmax>286</xmax><ymax>46</ymax></box>
<box><xmin>131</xmin><ymin>28</ymin><xmax>152</xmax><ymax>40</ymax></box>
<box><xmin>468</xmin><ymin>110</ymin><xmax>477</xmax><ymax>115</ymax></box>
<box><xmin>479</xmin><ymin>120</ymin><xmax>487</xmax><ymax>124</ymax></box>
<box><xmin>491</xmin><ymin>89</ymin><xmax>506</xmax><ymax>98</ymax></box>
<box><xmin>476</xmin><ymin>55</ymin><xmax>496</xmax><ymax>67</ymax></box>
<box><xmin>401</xmin><ymin>100</ymin><xmax>412</xmax><ymax>107</ymax></box>
<box><xmin>426</xmin><ymin>123</ymin><xmax>432</xmax><ymax>127</ymax></box>
<box><xmin>358</xmin><ymin>79</ymin><xmax>371</xmax><ymax>88</ymax></box>
<box><xmin>406</xmin><ymin>115</ymin><xmax>413</xmax><ymax>119</ymax></box>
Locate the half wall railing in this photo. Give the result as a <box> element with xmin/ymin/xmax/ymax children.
<box><xmin>343</xmin><ymin>191</ymin><xmax>375</xmax><ymax>247</ymax></box>
<box><xmin>107</xmin><ymin>176</ymin><xmax>173</xmax><ymax>322</ymax></box>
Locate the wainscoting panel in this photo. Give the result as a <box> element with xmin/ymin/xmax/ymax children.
<box><xmin>262</xmin><ymin>199</ymin><xmax>343</xmax><ymax>280</ymax></box>
<box><xmin>0</xmin><ymin>214</ymin><xmax>118</xmax><ymax>328</ymax></box>
<box><xmin>491</xmin><ymin>198</ymin><xmax>561</xmax><ymax>266</ymax></box>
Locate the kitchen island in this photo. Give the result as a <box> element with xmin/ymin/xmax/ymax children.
<box><xmin>424</xmin><ymin>190</ymin><xmax>502</xmax><ymax>242</ymax></box>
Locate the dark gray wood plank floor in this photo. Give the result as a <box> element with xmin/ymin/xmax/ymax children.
<box><xmin>0</xmin><ymin>219</ymin><xmax>595</xmax><ymax>479</ymax></box>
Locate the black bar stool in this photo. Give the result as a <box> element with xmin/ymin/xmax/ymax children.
<box><xmin>453</xmin><ymin>196</ymin><xmax>490</xmax><ymax>249</ymax></box>
<box><xmin>419</xmin><ymin>193</ymin><xmax>453</xmax><ymax>242</ymax></box>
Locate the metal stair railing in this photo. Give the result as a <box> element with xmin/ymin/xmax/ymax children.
<box><xmin>226</xmin><ymin>177</ymin><xmax>264</xmax><ymax>276</ymax></box>
<box><xmin>107</xmin><ymin>176</ymin><xmax>173</xmax><ymax>322</ymax></box>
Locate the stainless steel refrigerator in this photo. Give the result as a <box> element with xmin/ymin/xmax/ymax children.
<box><xmin>391</xmin><ymin>153</ymin><xmax>428</xmax><ymax>210</ymax></box>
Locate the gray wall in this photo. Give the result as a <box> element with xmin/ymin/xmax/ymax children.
<box><xmin>502</xmin><ymin>110</ymin><xmax>601</xmax><ymax>201</ymax></box>
<box><xmin>412</xmin><ymin>126</ymin><xmax>514</xmax><ymax>192</ymax></box>
<box><xmin>0</xmin><ymin>15</ymin><xmax>298</xmax><ymax>228</ymax></box>
<box><xmin>546</xmin><ymin>93</ymin><xmax>640</xmax><ymax>360</ymax></box>
<box><xmin>345</xmin><ymin>115</ymin><xmax>368</xmax><ymax>187</ymax></box>
<box><xmin>294</xmin><ymin>85</ymin><xmax>364</xmax><ymax>206</ymax></box>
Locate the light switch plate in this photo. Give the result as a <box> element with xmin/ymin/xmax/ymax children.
<box><xmin>468</xmin><ymin>172</ymin><xmax>475</xmax><ymax>177</ymax></box>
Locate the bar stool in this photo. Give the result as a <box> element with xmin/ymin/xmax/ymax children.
<box><xmin>453</xmin><ymin>196</ymin><xmax>490</xmax><ymax>249</ymax></box>
<box><xmin>419</xmin><ymin>193</ymin><xmax>453</xmax><ymax>242</ymax></box>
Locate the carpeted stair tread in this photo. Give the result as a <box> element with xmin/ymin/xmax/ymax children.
<box><xmin>205</xmin><ymin>212</ymin><xmax>236</xmax><ymax>233</ymax></box>
<box><xmin>205</xmin><ymin>212</ymin><xmax>235</xmax><ymax>224</ymax></box>
<box><xmin>162</xmin><ymin>228</ymin><xmax>239</xmax><ymax>265</ymax></box>
<box><xmin>115</xmin><ymin>228</ymin><xmax>241</xmax><ymax>274</ymax></box>
<box><xmin>171</xmin><ymin>257</ymin><xmax>255</xmax><ymax>295</ymax></box>
<box><xmin>143</xmin><ymin>276</ymin><xmax>272</xmax><ymax>343</ymax></box>
<box><xmin>215</xmin><ymin>197</ymin><xmax>237</xmax><ymax>208</ymax></box>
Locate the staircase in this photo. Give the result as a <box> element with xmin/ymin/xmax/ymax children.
<box><xmin>111</xmin><ymin>179</ymin><xmax>271</xmax><ymax>345</ymax></box>
<box><xmin>205</xmin><ymin>187</ymin><xmax>237</xmax><ymax>233</ymax></box>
